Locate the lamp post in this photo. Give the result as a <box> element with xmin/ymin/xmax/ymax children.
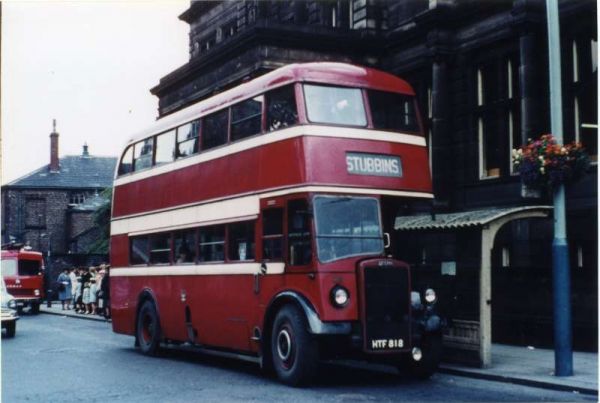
<box><xmin>40</xmin><ymin>233</ymin><xmax>53</xmax><ymax>307</ymax></box>
<box><xmin>545</xmin><ymin>0</ymin><xmax>573</xmax><ymax>376</ymax></box>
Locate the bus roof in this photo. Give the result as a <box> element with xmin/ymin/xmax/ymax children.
<box><xmin>124</xmin><ymin>62</ymin><xmax>416</xmax><ymax>146</ymax></box>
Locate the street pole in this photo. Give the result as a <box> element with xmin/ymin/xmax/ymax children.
<box><xmin>545</xmin><ymin>0</ymin><xmax>573</xmax><ymax>376</ymax></box>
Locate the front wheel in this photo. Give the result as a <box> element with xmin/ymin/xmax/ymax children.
<box><xmin>401</xmin><ymin>333</ymin><xmax>442</xmax><ymax>380</ymax></box>
<box><xmin>31</xmin><ymin>302</ymin><xmax>40</xmax><ymax>315</ymax></box>
<box><xmin>136</xmin><ymin>300</ymin><xmax>161</xmax><ymax>355</ymax></box>
<box><xmin>271</xmin><ymin>305</ymin><xmax>318</xmax><ymax>386</ymax></box>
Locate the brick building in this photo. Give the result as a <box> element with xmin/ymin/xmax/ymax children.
<box><xmin>1</xmin><ymin>121</ymin><xmax>117</xmax><ymax>257</ymax></box>
<box><xmin>143</xmin><ymin>0</ymin><xmax>596</xmax><ymax>362</ymax></box>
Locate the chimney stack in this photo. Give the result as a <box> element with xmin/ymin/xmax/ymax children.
<box><xmin>49</xmin><ymin>119</ymin><xmax>59</xmax><ymax>172</ymax></box>
<box><xmin>82</xmin><ymin>142</ymin><xmax>89</xmax><ymax>157</ymax></box>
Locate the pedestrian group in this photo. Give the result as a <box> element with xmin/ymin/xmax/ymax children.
<box><xmin>56</xmin><ymin>264</ymin><xmax>110</xmax><ymax>319</ymax></box>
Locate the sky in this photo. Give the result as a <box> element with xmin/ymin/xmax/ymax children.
<box><xmin>1</xmin><ymin>0</ymin><xmax>190</xmax><ymax>184</ymax></box>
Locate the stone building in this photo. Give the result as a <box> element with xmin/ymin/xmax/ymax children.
<box><xmin>1</xmin><ymin>121</ymin><xmax>117</xmax><ymax>257</ymax></box>
<box><xmin>147</xmin><ymin>0</ymin><xmax>597</xmax><ymax>363</ymax></box>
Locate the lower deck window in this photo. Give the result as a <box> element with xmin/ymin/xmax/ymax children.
<box><xmin>228</xmin><ymin>221</ymin><xmax>255</xmax><ymax>261</ymax></box>
<box><xmin>198</xmin><ymin>226</ymin><xmax>225</xmax><ymax>262</ymax></box>
<box><xmin>150</xmin><ymin>233</ymin><xmax>171</xmax><ymax>264</ymax></box>
<box><xmin>174</xmin><ymin>230</ymin><xmax>196</xmax><ymax>263</ymax></box>
<box><xmin>131</xmin><ymin>236</ymin><xmax>149</xmax><ymax>265</ymax></box>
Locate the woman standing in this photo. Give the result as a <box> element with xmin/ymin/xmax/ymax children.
<box><xmin>56</xmin><ymin>269</ymin><xmax>72</xmax><ymax>310</ymax></box>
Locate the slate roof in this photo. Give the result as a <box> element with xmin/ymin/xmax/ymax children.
<box><xmin>394</xmin><ymin>206</ymin><xmax>553</xmax><ymax>231</ymax></box>
<box><xmin>4</xmin><ymin>155</ymin><xmax>117</xmax><ymax>189</ymax></box>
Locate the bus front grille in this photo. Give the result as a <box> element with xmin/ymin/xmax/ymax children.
<box><xmin>362</xmin><ymin>265</ymin><xmax>411</xmax><ymax>352</ymax></box>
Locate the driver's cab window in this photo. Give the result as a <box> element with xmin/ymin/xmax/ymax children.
<box><xmin>287</xmin><ymin>199</ymin><xmax>312</xmax><ymax>266</ymax></box>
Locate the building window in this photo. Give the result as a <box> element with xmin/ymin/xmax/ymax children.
<box><xmin>69</xmin><ymin>193</ymin><xmax>86</xmax><ymax>205</ymax></box>
<box><xmin>475</xmin><ymin>56</ymin><xmax>520</xmax><ymax>179</ymax></box>
<box><xmin>24</xmin><ymin>198</ymin><xmax>46</xmax><ymax>229</ymax></box>
<box><xmin>569</xmin><ymin>36</ymin><xmax>597</xmax><ymax>161</ymax></box>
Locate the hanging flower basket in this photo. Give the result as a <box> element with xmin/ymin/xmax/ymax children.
<box><xmin>512</xmin><ymin>134</ymin><xmax>589</xmax><ymax>190</ymax></box>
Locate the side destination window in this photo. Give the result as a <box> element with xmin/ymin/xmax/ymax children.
<box><xmin>266</xmin><ymin>85</ymin><xmax>298</xmax><ymax>131</ymax></box>
<box><xmin>176</xmin><ymin>120</ymin><xmax>200</xmax><ymax>158</ymax></box>
<box><xmin>149</xmin><ymin>233</ymin><xmax>171</xmax><ymax>265</ymax></box>
<box><xmin>118</xmin><ymin>146</ymin><xmax>133</xmax><ymax>175</ymax></box>
<box><xmin>231</xmin><ymin>96</ymin><xmax>263</xmax><ymax>141</ymax></box>
<box><xmin>203</xmin><ymin>110</ymin><xmax>229</xmax><ymax>150</ymax></box>
<box><xmin>155</xmin><ymin>130</ymin><xmax>175</xmax><ymax>166</ymax></box>
<box><xmin>174</xmin><ymin>230</ymin><xmax>196</xmax><ymax>264</ymax></box>
<box><xmin>288</xmin><ymin>199</ymin><xmax>312</xmax><ymax>266</ymax></box>
<box><xmin>228</xmin><ymin>221</ymin><xmax>256</xmax><ymax>261</ymax></box>
<box><xmin>262</xmin><ymin>208</ymin><xmax>283</xmax><ymax>261</ymax></box>
<box><xmin>130</xmin><ymin>236</ymin><xmax>149</xmax><ymax>265</ymax></box>
<box><xmin>198</xmin><ymin>225</ymin><xmax>225</xmax><ymax>262</ymax></box>
<box><xmin>133</xmin><ymin>138</ymin><xmax>154</xmax><ymax>172</ymax></box>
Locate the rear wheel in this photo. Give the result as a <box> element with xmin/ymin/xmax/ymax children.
<box><xmin>271</xmin><ymin>305</ymin><xmax>318</xmax><ymax>386</ymax></box>
<box><xmin>5</xmin><ymin>322</ymin><xmax>16</xmax><ymax>338</ymax></box>
<box><xmin>136</xmin><ymin>300</ymin><xmax>161</xmax><ymax>355</ymax></box>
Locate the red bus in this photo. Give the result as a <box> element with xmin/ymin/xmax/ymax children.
<box><xmin>110</xmin><ymin>62</ymin><xmax>443</xmax><ymax>385</ymax></box>
<box><xmin>1</xmin><ymin>245</ymin><xmax>45</xmax><ymax>314</ymax></box>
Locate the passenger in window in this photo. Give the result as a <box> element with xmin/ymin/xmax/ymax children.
<box><xmin>177</xmin><ymin>242</ymin><xmax>193</xmax><ymax>263</ymax></box>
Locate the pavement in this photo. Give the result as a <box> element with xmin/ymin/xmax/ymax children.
<box><xmin>39</xmin><ymin>302</ymin><xmax>598</xmax><ymax>396</ymax></box>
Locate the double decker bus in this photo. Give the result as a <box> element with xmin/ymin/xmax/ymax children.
<box><xmin>1</xmin><ymin>245</ymin><xmax>45</xmax><ymax>314</ymax></box>
<box><xmin>111</xmin><ymin>62</ymin><xmax>443</xmax><ymax>385</ymax></box>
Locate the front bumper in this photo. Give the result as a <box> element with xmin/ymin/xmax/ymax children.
<box><xmin>1</xmin><ymin>308</ymin><xmax>19</xmax><ymax>325</ymax></box>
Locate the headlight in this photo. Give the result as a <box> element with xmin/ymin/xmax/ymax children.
<box><xmin>330</xmin><ymin>286</ymin><xmax>349</xmax><ymax>308</ymax></box>
<box><xmin>7</xmin><ymin>299</ymin><xmax>16</xmax><ymax>309</ymax></box>
<box><xmin>424</xmin><ymin>288</ymin><xmax>436</xmax><ymax>304</ymax></box>
<box><xmin>34</xmin><ymin>289</ymin><xmax>40</xmax><ymax>296</ymax></box>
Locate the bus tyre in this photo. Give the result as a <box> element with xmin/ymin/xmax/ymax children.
<box><xmin>136</xmin><ymin>300</ymin><xmax>161</xmax><ymax>356</ymax></box>
<box><xmin>5</xmin><ymin>322</ymin><xmax>16</xmax><ymax>338</ymax></box>
<box><xmin>403</xmin><ymin>333</ymin><xmax>442</xmax><ymax>380</ymax></box>
<box><xmin>31</xmin><ymin>302</ymin><xmax>40</xmax><ymax>315</ymax></box>
<box><xmin>271</xmin><ymin>305</ymin><xmax>318</xmax><ymax>386</ymax></box>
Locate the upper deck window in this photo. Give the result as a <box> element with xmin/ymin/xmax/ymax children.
<box><xmin>118</xmin><ymin>146</ymin><xmax>133</xmax><ymax>175</ymax></box>
<box><xmin>304</xmin><ymin>84</ymin><xmax>366</xmax><ymax>126</ymax></box>
<box><xmin>368</xmin><ymin>90</ymin><xmax>420</xmax><ymax>133</ymax></box>
<box><xmin>155</xmin><ymin>130</ymin><xmax>175</xmax><ymax>166</ymax></box>
<box><xmin>133</xmin><ymin>138</ymin><xmax>154</xmax><ymax>172</ymax></box>
<box><xmin>176</xmin><ymin>120</ymin><xmax>200</xmax><ymax>159</ymax></box>
<box><xmin>231</xmin><ymin>96</ymin><xmax>263</xmax><ymax>141</ymax></box>
<box><xmin>203</xmin><ymin>110</ymin><xmax>229</xmax><ymax>150</ymax></box>
<box><xmin>266</xmin><ymin>86</ymin><xmax>298</xmax><ymax>131</ymax></box>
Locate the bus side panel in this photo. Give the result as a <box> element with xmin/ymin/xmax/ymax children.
<box><xmin>110</xmin><ymin>234</ymin><xmax>129</xmax><ymax>267</ymax></box>
<box><xmin>111</xmin><ymin>275</ymin><xmax>136</xmax><ymax>336</ymax></box>
<box><xmin>112</xmin><ymin>139</ymin><xmax>306</xmax><ymax>219</ymax></box>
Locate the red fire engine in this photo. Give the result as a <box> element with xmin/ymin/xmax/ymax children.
<box><xmin>1</xmin><ymin>244</ymin><xmax>45</xmax><ymax>314</ymax></box>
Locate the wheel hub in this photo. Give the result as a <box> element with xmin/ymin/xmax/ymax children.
<box><xmin>276</xmin><ymin>329</ymin><xmax>292</xmax><ymax>361</ymax></box>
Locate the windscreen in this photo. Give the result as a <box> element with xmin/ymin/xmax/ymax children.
<box><xmin>314</xmin><ymin>196</ymin><xmax>383</xmax><ymax>263</ymax></box>
<box><xmin>304</xmin><ymin>84</ymin><xmax>367</xmax><ymax>126</ymax></box>
<box><xmin>19</xmin><ymin>259</ymin><xmax>41</xmax><ymax>276</ymax></box>
<box><xmin>2</xmin><ymin>260</ymin><xmax>18</xmax><ymax>276</ymax></box>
